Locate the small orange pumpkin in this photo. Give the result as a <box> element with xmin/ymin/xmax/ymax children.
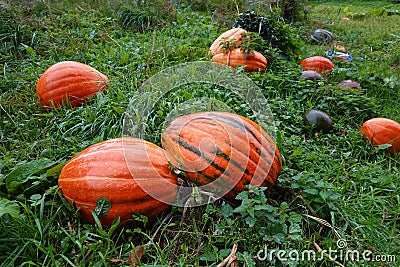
<box><xmin>58</xmin><ymin>137</ymin><xmax>178</xmax><ymax>227</ymax></box>
<box><xmin>360</xmin><ymin>118</ymin><xmax>400</xmax><ymax>155</ymax></box>
<box><xmin>209</xmin><ymin>28</ymin><xmax>247</xmax><ymax>56</ymax></box>
<box><xmin>300</xmin><ymin>56</ymin><xmax>334</xmax><ymax>73</ymax></box>
<box><xmin>212</xmin><ymin>48</ymin><xmax>267</xmax><ymax>72</ymax></box>
<box><xmin>36</xmin><ymin>61</ymin><xmax>109</xmax><ymax>109</ymax></box>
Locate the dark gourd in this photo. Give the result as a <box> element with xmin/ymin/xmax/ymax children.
<box><xmin>304</xmin><ymin>110</ymin><xmax>334</xmax><ymax>133</ymax></box>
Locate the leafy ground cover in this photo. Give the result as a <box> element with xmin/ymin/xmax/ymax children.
<box><xmin>0</xmin><ymin>0</ymin><xmax>399</xmax><ymax>266</ymax></box>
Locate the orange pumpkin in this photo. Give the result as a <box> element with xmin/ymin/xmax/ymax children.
<box><xmin>212</xmin><ymin>48</ymin><xmax>268</xmax><ymax>72</ymax></box>
<box><xmin>161</xmin><ymin>111</ymin><xmax>282</xmax><ymax>202</ymax></box>
<box><xmin>300</xmin><ymin>56</ymin><xmax>334</xmax><ymax>73</ymax></box>
<box><xmin>36</xmin><ymin>61</ymin><xmax>109</xmax><ymax>109</ymax></box>
<box><xmin>58</xmin><ymin>137</ymin><xmax>178</xmax><ymax>227</ymax></box>
<box><xmin>209</xmin><ymin>28</ymin><xmax>247</xmax><ymax>56</ymax></box>
<box><xmin>360</xmin><ymin>118</ymin><xmax>400</xmax><ymax>155</ymax></box>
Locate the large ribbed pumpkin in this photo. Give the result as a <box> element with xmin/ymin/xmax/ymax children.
<box><xmin>360</xmin><ymin>118</ymin><xmax>400</xmax><ymax>155</ymax></box>
<box><xmin>58</xmin><ymin>137</ymin><xmax>178</xmax><ymax>227</ymax></box>
<box><xmin>209</xmin><ymin>28</ymin><xmax>247</xmax><ymax>56</ymax></box>
<box><xmin>212</xmin><ymin>48</ymin><xmax>268</xmax><ymax>72</ymax></box>
<box><xmin>161</xmin><ymin>112</ymin><xmax>282</xmax><ymax>202</ymax></box>
<box><xmin>36</xmin><ymin>61</ymin><xmax>109</xmax><ymax>109</ymax></box>
<box><xmin>300</xmin><ymin>56</ymin><xmax>334</xmax><ymax>74</ymax></box>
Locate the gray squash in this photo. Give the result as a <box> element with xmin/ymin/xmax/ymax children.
<box><xmin>303</xmin><ymin>110</ymin><xmax>334</xmax><ymax>133</ymax></box>
<box><xmin>311</xmin><ymin>29</ymin><xmax>334</xmax><ymax>44</ymax></box>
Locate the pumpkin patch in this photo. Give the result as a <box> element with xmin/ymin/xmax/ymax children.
<box><xmin>2</xmin><ymin>1</ymin><xmax>400</xmax><ymax>265</ymax></box>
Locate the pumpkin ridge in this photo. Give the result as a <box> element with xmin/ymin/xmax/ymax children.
<box><xmin>42</xmin><ymin>76</ymin><xmax>105</xmax><ymax>100</ymax></box>
<box><xmin>205</xmin><ymin>112</ymin><xmax>277</xmax><ymax>159</ymax></box>
<box><xmin>226</xmin><ymin>53</ymin><xmax>266</xmax><ymax>68</ymax></box>
<box><xmin>166</xmin><ymin>112</ymin><xmax>278</xmax><ymax>177</ymax></box>
<box><xmin>206</xmin><ymin>112</ymin><xmax>262</xmax><ymax>142</ymax></box>
<box><xmin>68</xmin><ymin>198</ymin><xmax>170</xmax><ymax>224</ymax></box>
<box><xmin>63</xmin><ymin>194</ymin><xmax>165</xmax><ymax>206</ymax></box>
<box><xmin>214</xmin><ymin>146</ymin><xmax>250</xmax><ymax>175</ymax></box>
<box><xmin>189</xmin><ymin>171</ymin><xmax>215</xmax><ymax>185</ymax></box>
<box><xmin>167</xmin><ymin>123</ymin><xmax>267</xmax><ymax>179</ymax></box>
<box><xmin>39</xmin><ymin>68</ymin><xmax>106</xmax><ymax>90</ymax></box>
<box><xmin>167</xmin><ymin>121</ymin><xmax>259</xmax><ymax>175</ymax></box>
<box><xmin>59</xmin><ymin>176</ymin><xmax>177</xmax><ymax>191</ymax></box>
<box><xmin>161</xmin><ymin>112</ymin><xmax>282</xmax><ymax>202</ymax></box>
<box><xmin>196</xmin><ymin>112</ymin><xmax>280</xmax><ymax>167</ymax></box>
<box><xmin>169</xmin><ymin>133</ymin><xmax>274</xmax><ymax>191</ymax></box>
<box><xmin>170</xmin><ymin>135</ymin><xmax>229</xmax><ymax>175</ymax></box>
<box><xmin>58</xmin><ymin>137</ymin><xmax>178</xmax><ymax>226</ymax></box>
<box><xmin>167</xmin><ymin>137</ymin><xmax>255</xmax><ymax>189</ymax></box>
<box><xmin>209</xmin><ymin>28</ymin><xmax>247</xmax><ymax>55</ymax></box>
<box><xmin>212</xmin><ymin>48</ymin><xmax>267</xmax><ymax>72</ymax></box>
<box><xmin>36</xmin><ymin>61</ymin><xmax>109</xmax><ymax>109</ymax></box>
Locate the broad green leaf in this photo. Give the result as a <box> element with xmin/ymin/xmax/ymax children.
<box><xmin>221</xmin><ymin>202</ymin><xmax>234</xmax><ymax>217</ymax></box>
<box><xmin>0</xmin><ymin>199</ymin><xmax>20</xmax><ymax>218</ymax></box>
<box><xmin>46</xmin><ymin>162</ymin><xmax>66</xmax><ymax>177</ymax></box>
<box><xmin>199</xmin><ymin>253</ymin><xmax>217</xmax><ymax>262</ymax></box>
<box><xmin>234</xmin><ymin>190</ymin><xmax>249</xmax><ymax>201</ymax></box>
<box><xmin>247</xmin><ymin>207</ymin><xmax>255</xmax><ymax>218</ymax></box>
<box><xmin>280</xmin><ymin>202</ymin><xmax>289</xmax><ymax>210</ymax></box>
<box><xmin>237</xmin><ymin>251</ymin><xmax>256</xmax><ymax>267</ymax></box>
<box><xmin>245</xmin><ymin>215</ymin><xmax>256</xmax><ymax>227</ymax></box>
<box><xmin>289</xmin><ymin>223</ymin><xmax>302</xmax><ymax>234</ymax></box>
<box><xmin>5</xmin><ymin>159</ymin><xmax>55</xmax><ymax>194</ymax></box>
<box><xmin>95</xmin><ymin>197</ymin><xmax>112</xmax><ymax>218</ymax></box>
<box><xmin>288</xmin><ymin>212</ymin><xmax>302</xmax><ymax>224</ymax></box>
<box><xmin>302</xmin><ymin>188</ymin><xmax>319</xmax><ymax>195</ymax></box>
<box><xmin>218</xmin><ymin>248</ymin><xmax>232</xmax><ymax>259</ymax></box>
<box><xmin>319</xmin><ymin>190</ymin><xmax>330</xmax><ymax>201</ymax></box>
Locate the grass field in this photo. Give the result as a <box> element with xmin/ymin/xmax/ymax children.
<box><xmin>1</xmin><ymin>0</ymin><xmax>399</xmax><ymax>266</ymax></box>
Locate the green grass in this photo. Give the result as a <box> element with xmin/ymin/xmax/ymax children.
<box><xmin>1</xmin><ymin>0</ymin><xmax>400</xmax><ymax>266</ymax></box>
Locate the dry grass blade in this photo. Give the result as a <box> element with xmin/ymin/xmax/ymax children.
<box><xmin>303</xmin><ymin>214</ymin><xmax>343</xmax><ymax>240</ymax></box>
<box><xmin>303</xmin><ymin>214</ymin><xmax>332</xmax><ymax>228</ymax></box>
<box><xmin>217</xmin><ymin>243</ymin><xmax>238</xmax><ymax>267</ymax></box>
